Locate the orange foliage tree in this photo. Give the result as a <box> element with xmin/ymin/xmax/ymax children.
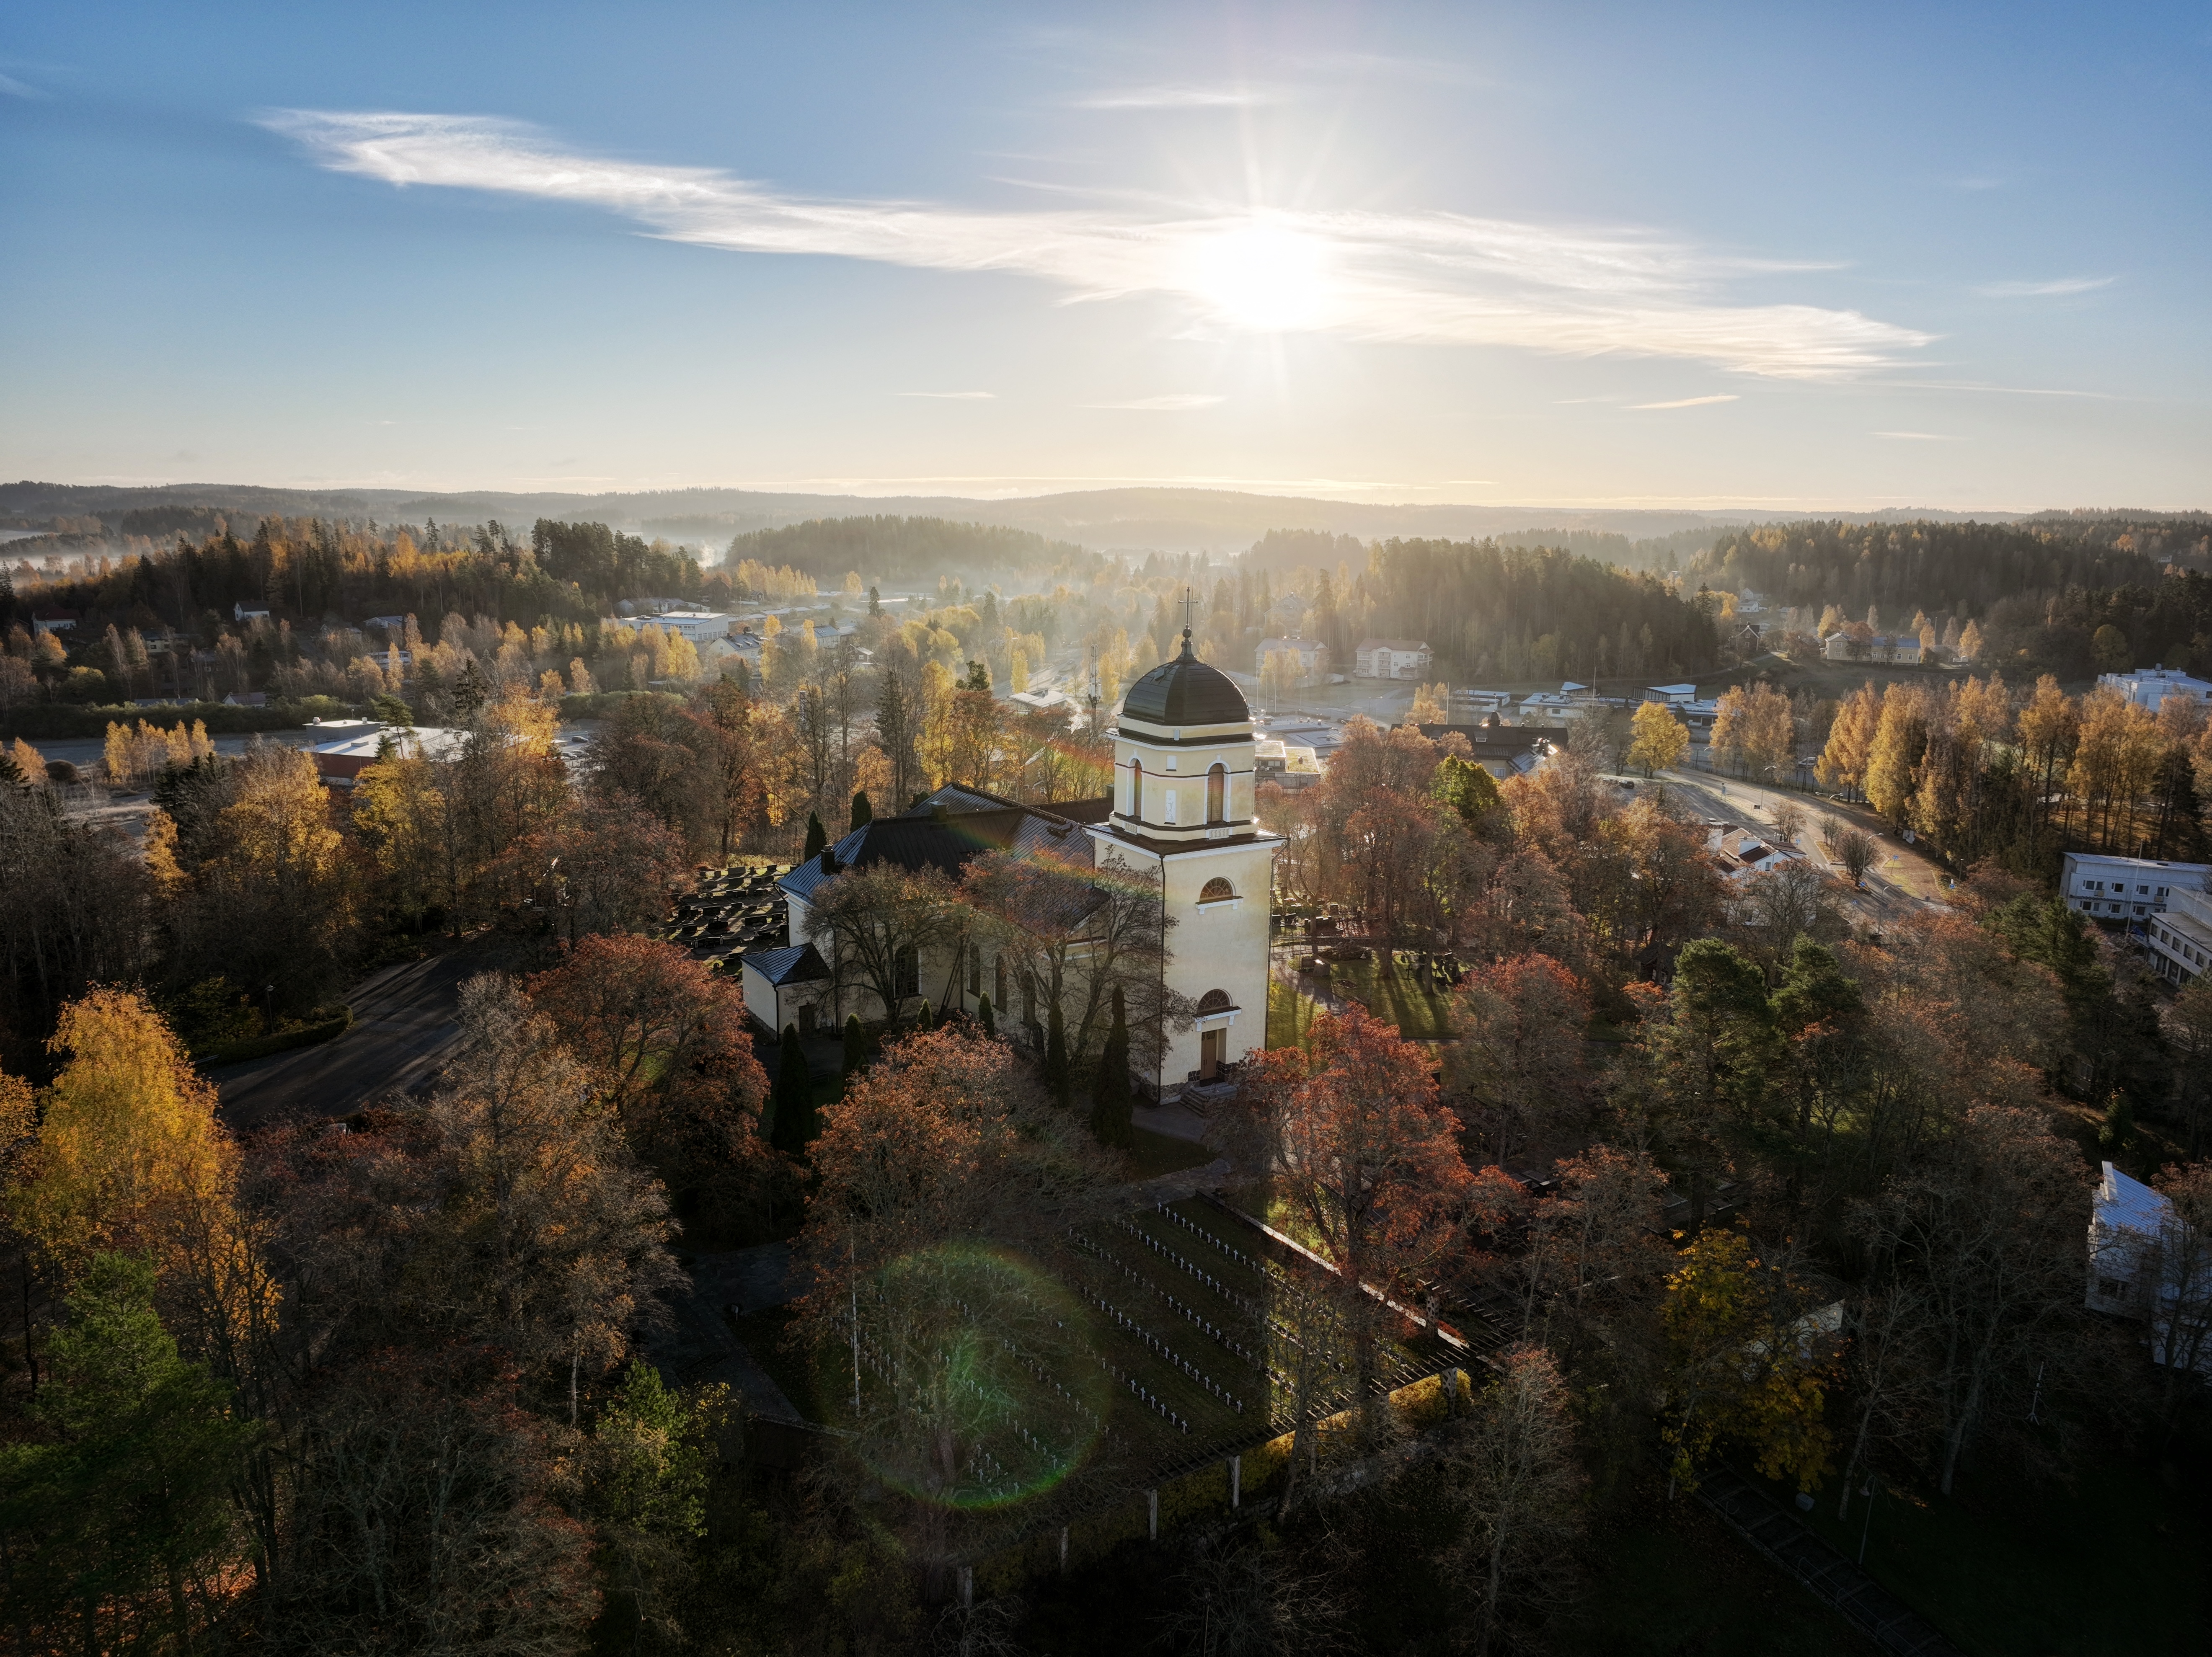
<box><xmin>525</xmin><ymin>934</ymin><xmax>777</xmax><ymax>1237</ymax></box>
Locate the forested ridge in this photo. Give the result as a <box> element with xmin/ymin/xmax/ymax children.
<box><xmin>1693</xmin><ymin>517</ymin><xmax>2208</xmax><ymax>620</ymax></box>
<box><xmin>721</xmin><ymin>515</ymin><xmax>1101</xmax><ymax>587</ymax></box>
<box><xmin>1348</xmin><ymin>539</ymin><xmax>1722</xmax><ymax>682</ymax></box>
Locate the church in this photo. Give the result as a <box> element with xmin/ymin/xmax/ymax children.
<box><xmin>744</xmin><ymin>630</ymin><xmax>1279</xmax><ymax>1100</ymax></box>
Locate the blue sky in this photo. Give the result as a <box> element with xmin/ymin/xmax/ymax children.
<box><xmin>4</xmin><ymin>2</ymin><xmax>2207</xmax><ymax>510</ymax></box>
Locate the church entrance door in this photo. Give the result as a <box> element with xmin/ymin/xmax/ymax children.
<box><xmin>1199</xmin><ymin>1027</ymin><xmax>1223</xmax><ymax>1080</ymax></box>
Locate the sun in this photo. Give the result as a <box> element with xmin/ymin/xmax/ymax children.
<box><xmin>1187</xmin><ymin>220</ymin><xmax>1332</xmax><ymax>333</ymax></box>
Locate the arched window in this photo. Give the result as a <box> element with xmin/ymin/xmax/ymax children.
<box><xmin>1207</xmin><ymin>762</ymin><xmax>1227</xmax><ymax>823</ymax></box>
<box><xmin>1127</xmin><ymin>757</ymin><xmax>1142</xmax><ymax>820</ymax></box>
<box><xmin>995</xmin><ymin>954</ymin><xmax>1008</xmax><ymax>1013</ymax></box>
<box><xmin>1199</xmin><ymin>877</ymin><xmax>1236</xmax><ymax>902</ymax></box>
<box><xmin>1196</xmin><ymin>988</ymin><xmax>1234</xmax><ymax>1014</ymax></box>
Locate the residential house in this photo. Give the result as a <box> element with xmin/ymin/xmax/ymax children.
<box><xmin>2088</xmin><ymin>1161</ymin><xmax>2212</xmax><ymax>1374</ymax></box>
<box><xmin>1822</xmin><ymin>631</ymin><xmax>1922</xmax><ymax>665</ymax></box>
<box><xmin>1706</xmin><ymin>824</ymin><xmax>1806</xmax><ymax>880</ymax></box>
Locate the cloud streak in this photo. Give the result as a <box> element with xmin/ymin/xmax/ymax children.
<box><xmin>1632</xmin><ymin>394</ymin><xmax>1739</xmax><ymax>409</ymax></box>
<box><xmin>1975</xmin><ymin>276</ymin><xmax>2115</xmax><ymax>298</ymax></box>
<box><xmin>264</xmin><ymin>109</ymin><xmax>1936</xmax><ymax>378</ymax></box>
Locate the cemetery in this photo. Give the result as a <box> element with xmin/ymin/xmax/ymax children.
<box><xmin>767</xmin><ymin>1192</ymin><xmax>1498</xmax><ymax>1575</ymax></box>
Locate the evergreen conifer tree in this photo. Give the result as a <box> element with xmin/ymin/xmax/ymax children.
<box><xmin>803</xmin><ymin>813</ymin><xmax>827</xmax><ymax>860</ymax></box>
<box><xmin>769</xmin><ymin>1024</ymin><xmax>812</xmax><ymax>1154</ymax></box>
<box><xmin>977</xmin><ymin>994</ymin><xmax>995</xmax><ymax>1039</ymax></box>
<box><xmin>1090</xmin><ymin>986</ymin><xmax>1134</xmax><ymax>1149</ymax></box>
<box><xmin>842</xmin><ymin>1013</ymin><xmax>867</xmax><ymax>1076</ymax></box>
<box><xmin>914</xmin><ymin>1002</ymin><xmax>933</xmax><ymax>1032</ymax></box>
<box><xmin>1044</xmin><ymin>997</ymin><xmax>1070</xmax><ymax>1108</ymax></box>
<box><xmin>850</xmin><ymin>790</ymin><xmax>873</xmax><ymax>830</ymax></box>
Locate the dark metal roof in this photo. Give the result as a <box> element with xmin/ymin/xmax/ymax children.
<box><xmin>1411</xmin><ymin>723</ymin><xmax>1552</xmax><ymax>756</ymax></box>
<box><xmin>1122</xmin><ymin>630</ymin><xmax>1249</xmax><ymax>729</ymax></box>
<box><xmin>775</xmin><ymin>786</ymin><xmax>1095</xmax><ymax>903</ymax></box>
<box><xmin>741</xmin><ymin>942</ymin><xmax>830</xmax><ymax>986</ymax></box>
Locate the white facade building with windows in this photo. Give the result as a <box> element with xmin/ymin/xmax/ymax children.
<box><xmin>2148</xmin><ymin>886</ymin><xmax>2212</xmax><ymax>985</ymax></box>
<box><xmin>2098</xmin><ymin>666</ymin><xmax>2212</xmax><ymax>711</ymax></box>
<box><xmin>1353</xmin><ymin>638</ymin><xmax>1434</xmax><ymax>680</ymax></box>
<box><xmin>2061</xmin><ymin>852</ymin><xmax>2207</xmax><ymax>925</ymax></box>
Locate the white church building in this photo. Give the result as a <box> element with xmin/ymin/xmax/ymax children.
<box><xmin>754</xmin><ymin>630</ymin><xmax>1279</xmax><ymax>1098</ymax></box>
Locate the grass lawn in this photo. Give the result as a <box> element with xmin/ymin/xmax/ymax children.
<box><xmin>1326</xmin><ymin>956</ymin><xmax>1456</xmax><ymax>1040</ymax></box>
<box><xmin>1553</xmin><ymin>1502</ymin><xmax>1881</xmax><ymax>1657</ymax></box>
<box><xmin>1747</xmin><ymin>1454</ymin><xmax>2212</xmax><ymax>1657</ymax></box>
<box><xmin>1268</xmin><ymin>975</ymin><xmax>1320</xmax><ymax>1049</ymax></box>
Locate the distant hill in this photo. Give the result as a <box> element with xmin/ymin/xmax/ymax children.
<box><xmin>0</xmin><ymin>479</ymin><xmax>2030</xmax><ymax>560</ymax></box>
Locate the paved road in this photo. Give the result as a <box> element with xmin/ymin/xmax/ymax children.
<box><xmin>1651</xmin><ymin>768</ymin><xmax>1956</xmax><ymax>925</ymax></box>
<box><xmin>215</xmin><ymin>950</ymin><xmax>483</xmax><ymax>1128</ymax></box>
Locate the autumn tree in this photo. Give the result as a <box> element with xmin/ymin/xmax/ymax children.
<box><xmin>525</xmin><ymin>936</ymin><xmax>776</xmax><ymax>1234</ymax></box>
<box><xmin>581</xmin><ymin>1363</ymin><xmax>731</xmax><ymax>1654</ymax></box>
<box><xmin>493</xmin><ymin>793</ymin><xmax>693</xmax><ymax>947</ymax></box>
<box><xmin>268</xmin><ymin>1346</ymin><xmax>599</xmax><ymax>1653</ymax></box>
<box><xmin>796</xmin><ymin>1026</ymin><xmax>1115</xmax><ymax>1592</ymax></box>
<box><xmin>166</xmin><ymin>743</ymin><xmax>356</xmax><ymax>1012</ymax></box>
<box><xmin>1445</xmin><ymin>953</ymin><xmax>1592</xmax><ymax>1167</ymax></box>
<box><xmin>414</xmin><ymin>976</ymin><xmax>683</xmax><ymax>1409</ymax></box>
<box><xmin>1852</xmin><ymin>1105</ymin><xmax>2100</xmax><ymax>1494</ymax></box>
<box><xmin>1238</xmin><ymin>1007</ymin><xmax>1499</xmax><ymax>1453</ymax></box>
<box><xmin>1437</xmin><ymin>1344</ymin><xmax>1586</xmax><ymax>1657</ymax></box>
<box><xmin>804</xmin><ymin>861</ymin><xmax>963</xmax><ymax>1029</ymax></box>
<box><xmin>1659</xmin><ymin>1229</ymin><xmax>1836</xmax><ymax>1494</ymax></box>
<box><xmin>961</xmin><ymin>845</ymin><xmax>1187</xmax><ymax>1072</ymax></box>
<box><xmin>1625</xmin><ymin>699</ymin><xmax>1689</xmax><ymax>776</ymax></box>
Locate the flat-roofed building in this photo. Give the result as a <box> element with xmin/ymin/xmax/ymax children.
<box><xmin>2099</xmin><ymin>666</ymin><xmax>2212</xmax><ymax>711</ymax></box>
<box><xmin>2061</xmin><ymin>851</ymin><xmax>2207</xmax><ymax>924</ymax></box>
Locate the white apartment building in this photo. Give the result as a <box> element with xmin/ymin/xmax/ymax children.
<box><xmin>1354</xmin><ymin>638</ymin><xmax>1434</xmax><ymax>680</ymax></box>
<box><xmin>2148</xmin><ymin>886</ymin><xmax>2212</xmax><ymax>985</ymax></box>
<box><xmin>2061</xmin><ymin>852</ymin><xmax>2207</xmax><ymax>924</ymax></box>
<box><xmin>2098</xmin><ymin>666</ymin><xmax>2212</xmax><ymax>712</ymax></box>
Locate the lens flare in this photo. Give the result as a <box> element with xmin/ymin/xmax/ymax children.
<box><xmin>827</xmin><ymin>1242</ymin><xmax>1109</xmax><ymax>1510</ymax></box>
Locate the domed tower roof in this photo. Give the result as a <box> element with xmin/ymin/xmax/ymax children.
<box><xmin>1122</xmin><ymin>630</ymin><xmax>1249</xmax><ymax>729</ymax></box>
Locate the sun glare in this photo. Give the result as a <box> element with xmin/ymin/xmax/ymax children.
<box><xmin>1188</xmin><ymin>221</ymin><xmax>1332</xmax><ymax>332</ymax></box>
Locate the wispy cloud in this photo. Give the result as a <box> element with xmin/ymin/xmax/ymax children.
<box><xmin>1888</xmin><ymin>379</ymin><xmax>2115</xmax><ymax>400</ymax></box>
<box><xmin>1974</xmin><ymin>276</ymin><xmax>2116</xmax><ymax>298</ymax></box>
<box><xmin>1631</xmin><ymin>394</ymin><xmax>1739</xmax><ymax>410</ymax></box>
<box><xmin>897</xmin><ymin>390</ymin><xmax>995</xmax><ymax>399</ymax></box>
<box><xmin>1873</xmin><ymin>430</ymin><xmax>1963</xmax><ymax>441</ymax></box>
<box><xmin>1081</xmin><ymin>393</ymin><xmax>1225</xmax><ymax>410</ymax></box>
<box><xmin>0</xmin><ymin>72</ymin><xmax>47</xmax><ymax>99</ymax></box>
<box><xmin>263</xmin><ymin>109</ymin><xmax>1937</xmax><ymax>379</ymax></box>
<box><xmin>1070</xmin><ymin>83</ymin><xmax>1286</xmax><ymax>110</ymax></box>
